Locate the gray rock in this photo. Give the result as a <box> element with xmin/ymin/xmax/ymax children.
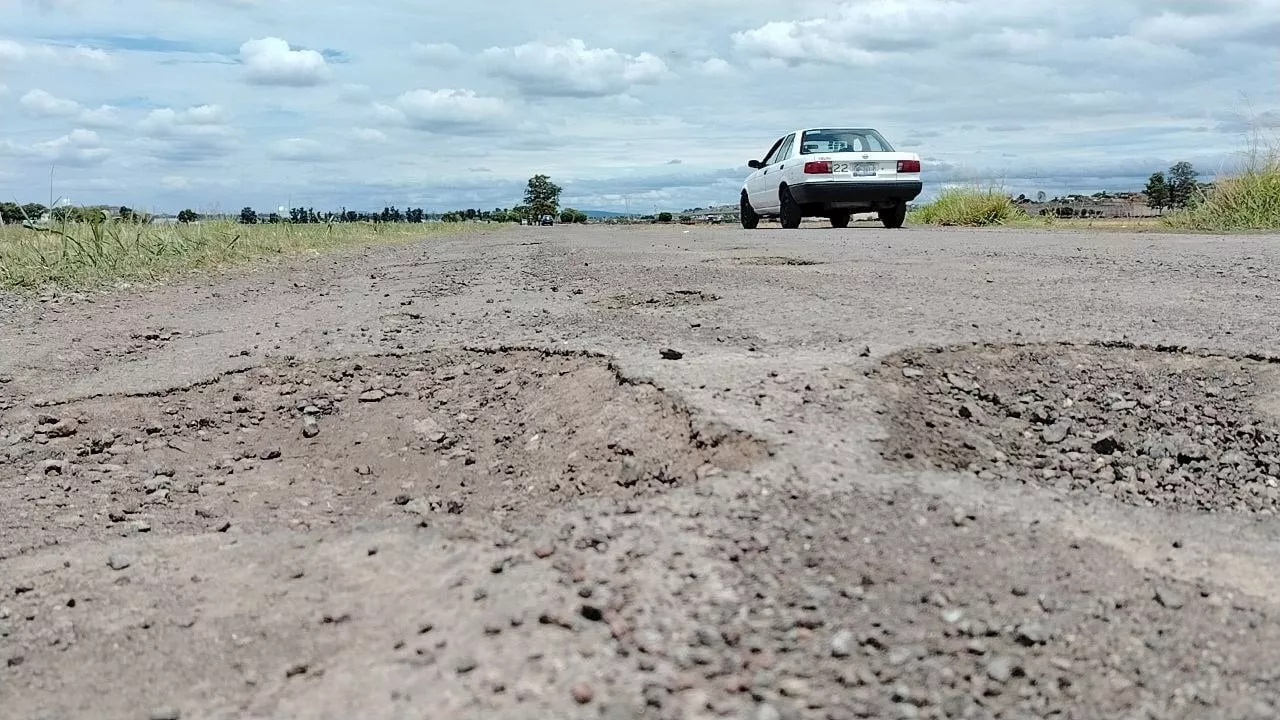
<box><xmin>830</xmin><ymin>629</ymin><xmax>855</xmax><ymax>657</ymax></box>
<box><xmin>1015</xmin><ymin>623</ymin><xmax>1048</xmax><ymax>646</ymax></box>
<box><xmin>756</xmin><ymin>704</ymin><xmax>782</xmax><ymax>720</ymax></box>
<box><xmin>149</xmin><ymin>708</ymin><xmax>181</xmax><ymax>720</ymax></box>
<box><xmin>358</xmin><ymin>389</ymin><xmax>386</xmax><ymax>403</ymax></box>
<box><xmin>302</xmin><ymin>416</ymin><xmax>319</xmax><ymax>438</ymax></box>
<box><xmin>47</xmin><ymin>418</ymin><xmax>78</xmax><ymax>438</ymax></box>
<box><xmin>40</xmin><ymin>459</ymin><xmax>67</xmax><ymax>475</ymax></box>
<box><xmin>986</xmin><ymin>655</ymin><xmax>1017</xmax><ymax>683</ymax></box>
<box><xmin>107</xmin><ymin>555</ymin><xmax>131</xmax><ymax>571</ymax></box>
<box><xmin>1154</xmin><ymin>586</ymin><xmax>1186</xmax><ymax>610</ymax></box>
<box><xmin>1042</xmin><ymin>420</ymin><xmax>1073</xmax><ymax>444</ymax></box>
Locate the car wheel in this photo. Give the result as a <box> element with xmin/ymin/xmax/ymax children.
<box><xmin>740</xmin><ymin>192</ymin><xmax>760</xmax><ymax>229</ymax></box>
<box><xmin>829</xmin><ymin>211</ymin><xmax>851</xmax><ymax>229</ymax></box>
<box><xmin>779</xmin><ymin>186</ymin><xmax>802</xmax><ymax>229</ymax></box>
<box><xmin>879</xmin><ymin>202</ymin><xmax>906</xmax><ymax>229</ymax></box>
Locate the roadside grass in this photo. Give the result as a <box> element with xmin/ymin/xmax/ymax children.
<box><xmin>0</xmin><ymin>219</ymin><xmax>487</xmax><ymax>292</ymax></box>
<box><xmin>909</xmin><ymin>185</ymin><xmax>1026</xmax><ymax>227</ymax></box>
<box><xmin>1162</xmin><ymin>138</ymin><xmax>1280</xmax><ymax>232</ymax></box>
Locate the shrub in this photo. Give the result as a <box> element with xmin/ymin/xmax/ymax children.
<box><xmin>911</xmin><ymin>186</ymin><xmax>1026</xmax><ymax>226</ymax></box>
<box><xmin>1162</xmin><ymin>138</ymin><xmax>1280</xmax><ymax>231</ymax></box>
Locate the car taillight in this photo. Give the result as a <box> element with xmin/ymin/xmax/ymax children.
<box><xmin>803</xmin><ymin>161</ymin><xmax>832</xmax><ymax>174</ymax></box>
<box><xmin>897</xmin><ymin>159</ymin><xmax>921</xmax><ymax>173</ymax></box>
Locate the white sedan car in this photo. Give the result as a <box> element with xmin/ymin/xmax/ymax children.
<box><xmin>739</xmin><ymin>127</ymin><xmax>923</xmax><ymax>229</ymax></box>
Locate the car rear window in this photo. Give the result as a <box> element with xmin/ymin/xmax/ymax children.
<box><xmin>800</xmin><ymin>129</ymin><xmax>894</xmax><ymax>154</ymax></box>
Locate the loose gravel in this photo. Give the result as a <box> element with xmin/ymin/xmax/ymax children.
<box><xmin>876</xmin><ymin>342</ymin><xmax>1280</xmax><ymax>515</ymax></box>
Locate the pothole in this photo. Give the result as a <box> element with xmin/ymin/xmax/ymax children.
<box><xmin>732</xmin><ymin>256</ymin><xmax>824</xmax><ymax>266</ymax></box>
<box><xmin>0</xmin><ymin>349</ymin><xmax>764</xmax><ymax>555</ymax></box>
<box><xmin>873</xmin><ymin>342</ymin><xmax>1280</xmax><ymax>515</ymax></box>
<box><xmin>591</xmin><ymin>289</ymin><xmax>720</xmax><ymax>310</ymax></box>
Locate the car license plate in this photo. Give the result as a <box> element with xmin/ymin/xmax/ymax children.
<box><xmin>831</xmin><ymin>162</ymin><xmax>878</xmax><ymax>176</ymax></box>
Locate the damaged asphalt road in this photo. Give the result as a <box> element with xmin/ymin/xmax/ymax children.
<box><xmin>2</xmin><ymin>223</ymin><xmax>1280</xmax><ymax>720</ymax></box>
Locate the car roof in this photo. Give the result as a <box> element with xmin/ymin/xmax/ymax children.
<box><xmin>798</xmin><ymin>127</ymin><xmax>879</xmax><ymax>133</ymax></box>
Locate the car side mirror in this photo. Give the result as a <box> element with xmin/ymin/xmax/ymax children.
<box><xmin>747</xmin><ymin>160</ymin><xmax>762</xmax><ymax>169</ymax></box>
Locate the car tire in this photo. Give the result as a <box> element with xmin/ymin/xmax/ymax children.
<box><xmin>779</xmin><ymin>186</ymin><xmax>802</xmax><ymax>229</ymax></box>
<box><xmin>879</xmin><ymin>202</ymin><xmax>906</xmax><ymax>229</ymax></box>
<box><xmin>829</xmin><ymin>211</ymin><xmax>851</xmax><ymax>229</ymax></box>
<box><xmin>740</xmin><ymin>192</ymin><xmax>760</xmax><ymax>229</ymax></box>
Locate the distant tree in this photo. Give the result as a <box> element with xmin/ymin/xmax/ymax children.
<box><xmin>1036</xmin><ymin>191</ymin><xmax>1046</xmax><ymax>203</ymax></box>
<box><xmin>560</xmin><ymin>208</ymin><xmax>587</xmax><ymax>223</ymax></box>
<box><xmin>0</xmin><ymin>202</ymin><xmax>22</xmax><ymax>224</ymax></box>
<box><xmin>21</xmin><ymin>203</ymin><xmax>47</xmax><ymax>222</ymax></box>
<box><xmin>1144</xmin><ymin>172</ymin><xmax>1170</xmax><ymax>212</ymax></box>
<box><xmin>656</xmin><ymin>211</ymin><xmax>673</xmax><ymax>223</ymax></box>
<box><xmin>239</xmin><ymin>207</ymin><xmax>258</xmax><ymax>224</ymax></box>
<box><xmin>178</xmin><ymin>209</ymin><xmax>199</xmax><ymax>223</ymax></box>
<box><xmin>523</xmin><ymin>174</ymin><xmax>562</xmax><ymax>220</ymax></box>
<box><xmin>1167</xmin><ymin>161</ymin><xmax>1199</xmax><ymax>209</ymax></box>
<box><xmin>118</xmin><ymin>206</ymin><xmax>135</xmax><ymax>222</ymax></box>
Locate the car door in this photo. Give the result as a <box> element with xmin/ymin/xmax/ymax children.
<box><xmin>746</xmin><ymin>135</ymin><xmax>786</xmax><ymax>211</ymax></box>
<box><xmin>751</xmin><ymin>133</ymin><xmax>796</xmax><ymax>213</ymax></box>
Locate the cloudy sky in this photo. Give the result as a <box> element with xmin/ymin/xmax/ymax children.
<box><xmin>1</xmin><ymin>0</ymin><xmax>1277</xmax><ymax>214</ymax></box>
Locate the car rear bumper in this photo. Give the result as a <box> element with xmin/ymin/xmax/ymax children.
<box><xmin>790</xmin><ymin>180</ymin><xmax>923</xmax><ymax>207</ymax></box>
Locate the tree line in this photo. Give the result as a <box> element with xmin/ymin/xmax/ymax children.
<box><xmin>229</xmin><ymin>174</ymin><xmax>579</xmax><ymax>225</ymax></box>
<box><xmin>3</xmin><ymin>174</ymin><xmax>590</xmax><ymax>227</ymax></box>
<box><xmin>0</xmin><ymin>202</ymin><xmax>152</xmax><ymax>225</ymax></box>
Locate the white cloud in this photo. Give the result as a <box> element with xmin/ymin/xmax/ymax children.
<box><xmin>78</xmin><ymin>105</ymin><xmax>123</xmax><ymax>128</ymax></box>
<box><xmin>0</xmin><ymin>39</ymin><xmax>112</xmax><ymax>68</ymax></box>
<box><xmin>239</xmin><ymin>37</ymin><xmax>330</xmax><ymax>87</ymax></box>
<box><xmin>410</xmin><ymin>42</ymin><xmax>463</xmax><ymax>66</ymax></box>
<box><xmin>268</xmin><ymin>137</ymin><xmax>341</xmax><ymax>161</ymax></box>
<box><xmin>20</xmin><ymin>88</ymin><xmax>81</xmax><ymax>117</ymax></box>
<box><xmin>135</xmin><ymin>104</ymin><xmax>238</xmax><ymax>161</ymax></box>
<box><xmin>18</xmin><ymin>89</ymin><xmax>124</xmax><ymax>127</ymax></box>
<box><xmin>0</xmin><ymin>128</ymin><xmax>110</xmax><ymax>166</ymax></box>
<box><xmin>139</xmin><ymin>104</ymin><xmax>229</xmax><ymax>134</ymax></box>
<box><xmin>698</xmin><ymin>57</ymin><xmax>735</xmax><ymax>76</ymax></box>
<box><xmin>481</xmin><ymin>39</ymin><xmax>672</xmax><ymax>97</ymax></box>
<box><xmin>352</xmin><ymin>127</ymin><xmax>388</xmax><ymax>143</ymax></box>
<box><xmin>374</xmin><ymin>89</ymin><xmax>514</xmax><ymax>135</ymax></box>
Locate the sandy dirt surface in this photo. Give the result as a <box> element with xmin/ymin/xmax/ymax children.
<box><xmin>3</xmin><ymin>223</ymin><xmax>1280</xmax><ymax>720</ymax></box>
